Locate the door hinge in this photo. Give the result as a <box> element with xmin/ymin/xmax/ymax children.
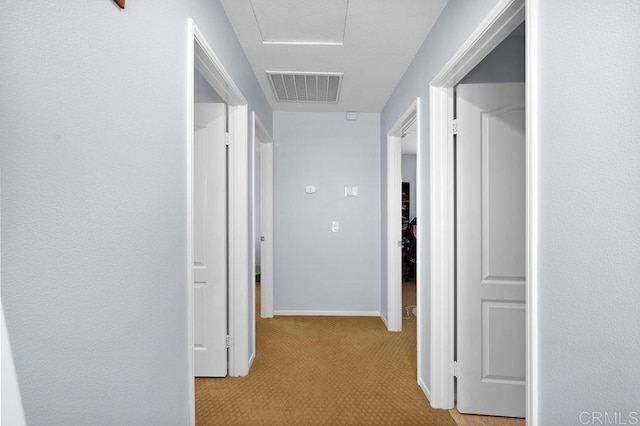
<box><xmin>226</xmin><ymin>335</ymin><xmax>232</xmax><ymax>348</ymax></box>
<box><xmin>225</xmin><ymin>132</ymin><xmax>232</xmax><ymax>146</ymax></box>
<box><xmin>260</xmin><ymin>236</ymin><xmax>265</xmax><ymax>242</ymax></box>
<box><xmin>451</xmin><ymin>119</ymin><xmax>458</xmax><ymax>135</ymax></box>
<box><xmin>452</xmin><ymin>361</ymin><xmax>459</xmax><ymax>377</ymax></box>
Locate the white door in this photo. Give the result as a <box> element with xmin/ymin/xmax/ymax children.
<box><xmin>194</xmin><ymin>103</ymin><xmax>227</xmax><ymax>377</ymax></box>
<box><xmin>456</xmin><ymin>83</ymin><xmax>526</xmax><ymax>417</ymax></box>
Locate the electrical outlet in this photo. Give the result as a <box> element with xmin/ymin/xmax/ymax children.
<box><xmin>331</xmin><ymin>221</ymin><xmax>339</xmax><ymax>232</ymax></box>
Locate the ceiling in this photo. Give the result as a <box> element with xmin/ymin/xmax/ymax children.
<box><xmin>220</xmin><ymin>0</ymin><xmax>449</xmax><ymax>113</ymax></box>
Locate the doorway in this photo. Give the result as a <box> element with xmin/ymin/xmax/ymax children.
<box><xmin>187</xmin><ymin>18</ymin><xmax>251</xmax><ymax>424</ymax></box>
<box><xmin>193</xmin><ymin>99</ymin><xmax>228</xmax><ymax>378</ymax></box>
<box><xmin>427</xmin><ymin>0</ymin><xmax>534</xmax><ymax>420</ymax></box>
<box><xmin>401</xmin><ymin>124</ymin><xmax>418</xmax><ymax>321</ymax></box>
<box><xmin>385</xmin><ymin>99</ymin><xmax>428</xmax><ymax>392</ymax></box>
<box><xmin>386</xmin><ymin>100</ymin><xmax>421</xmax><ymax>333</ymax></box>
<box><xmin>251</xmin><ymin>113</ymin><xmax>274</xmax><ymax>321</ymax></box>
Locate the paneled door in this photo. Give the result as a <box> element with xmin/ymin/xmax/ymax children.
<box><xmin>456</xmin><ymin>83</ymin><xmax>526</xmax><ymax>417</ymax></box>
<box><xmin>194</xmin><ymin>103</ymin><xmax>227</xmax><ymax>377</ymax></box>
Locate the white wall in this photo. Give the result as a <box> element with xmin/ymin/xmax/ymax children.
<box><xmin>536</xmin><ymin>1</ymin><xmax>640</xmax><ymax>423</ymax></box>
<box><xmin>273</xmin><ymin>112</ymin><xmax>381</xmax><ymax>313</ymax></box>
<box><xmin>381</xmin><ymin>0</ymin><xmax>503</xmax><ymax>394</ymax></box>
<box><xmin>0</xmin><ymin>1</ymin><xmax>271</xmax><ymax>424</ymax></box>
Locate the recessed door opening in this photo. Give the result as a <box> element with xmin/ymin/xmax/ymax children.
<box><xmin>193</xmin><ymin>71</ymin><xmax>229</xmax><ymax>378</ymax></box>
<box><xmin>188</xmin><ymin>19</ymin><xmax>252</xmax><ymax>425</ymax></box>
<box><xmin>401</xmin><ymin>125</ymin><xmax>417</xmax><ymax>321</ymax></box>
<box><xmin>453</xmin><ymin>21</ymin><xmax>526</xmax><ymax>420</ymax></box>
<box><xmin>386</xmin><ymin>100</ymin><xmax>420</xmax><ymax>334</ymax></box>
<box><xmin>427</xmin><ymin>1</ymin><xmax>529</xmax><ymax>421</ymax></box>
<box><xmin>252</xmin><ymin>113</ymin><xmax>274</xmax><ymax>323</ymax></box>
<box><xmin>385</xmin><ymin>98</ymin><xmax>428</xmax><ymax>397</ymax></box>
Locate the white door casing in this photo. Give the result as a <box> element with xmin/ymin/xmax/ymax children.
<box><xmin>386</xmin><ymin>133</ymin><xmax>403</xmax><ymax>332</ymax></box>
<box><xmin>193</xmin><ymin>103</ymin><xmax>228</xmax><ymax>377</ymax></box>
<box><xmin>456</xmin><ymin>82</ymin><xmax>526</xmax><ymax>417</ymax></box>
<box><xmin>427</xmin><ymin>0</ymin><xmax>526</xmax><ymax>412</ymax></box>
<box><xmin>385</xmin><ymin>100</ymin><xmax>419</xmax><ymax>333</ymax></box>
<box><xmin>188</xmin><ymin>20</ymin><xmax>251</xmax><ymax>425</ymax></box>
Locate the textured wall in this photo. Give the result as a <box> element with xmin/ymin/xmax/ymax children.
<box><xmin>0</xmin><ymin>1</ymin><xmax>271</xmax><ymax>424</ymax></box>
<box><xmin>536</xmin><ymin>1</ymin><xmax>640</xmax><ymax>423</ymax></box>
<box><xmin>273</xmin><ymin>112</ymin><xmax>381</xmax><ymax>313</ymax></box>
<box><xmin>460</xmin><ymin>23</ymin><xmax>525</xmax><ymax>84</ymax></box>
<box><xmin>195</xmin><ymin>70</ymin><xmax>225</xmax><ymax>103</ymax></box>
<box><xmin>381</xmin><ymin>0</ymin><xmax>503</xmax><ymax>395</ymax></box>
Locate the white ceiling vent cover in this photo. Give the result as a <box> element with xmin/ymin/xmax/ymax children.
<box><xmin>267</xmin><ymin>71</ymin><xmax>343</xmax><ymax>103</ymax></box>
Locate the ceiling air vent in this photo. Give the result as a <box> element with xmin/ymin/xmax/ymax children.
<box><xmin>267</xmin><ymin>71</ymin><xmax>343</xmax><ymax>103</ymax></box>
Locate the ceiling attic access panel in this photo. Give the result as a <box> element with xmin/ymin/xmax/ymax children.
<box><xmin>267</xmin><ymin>72</ymin><xmax>343</xmax><ymax>103</ymax></box>
<box><xmin>250</xmin><ymin>0</ymin><xmax>349</xmax><ymax>45</ymax></box>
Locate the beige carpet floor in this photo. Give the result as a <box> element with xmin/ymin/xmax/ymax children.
<box><xmin>196</xmin><ymin>281</ymin><xmax>455</xmax><ymax>425</ymax></box>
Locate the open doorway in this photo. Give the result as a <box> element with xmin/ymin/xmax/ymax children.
<box><xmin>386</xmin><ymin>100</ymin><xmax>420</xmax><ymax>333</ymax></box>
<box><xmin>401</xmin><ymin>125</ymin><xmax>418</xmax><ymax>322</ymax></box>
<box><xmin>454</xmin><ymin>22</ymin><xmax>526</xmax><ymax>419</ymax></box>
<box><xmin>427</xmin><ymin>0</ymin><xmax>532</xmax><ymax>422</ymax></box>
<box><xmin>386</xmin><ymin>98</ymin><xmax>427</xmax><ymax>394</ymax></box>
<box><xmin>193</xmin><ymin>69</ymin><xmax>228</xmax><ymax>379</ymax></box>
<box><xmin>251</xmin><ymin>113</ymin><xmax>274</xmax><ymax>322</ymax></box>
<box><xmin>249</xmin><ymin>112</ymin><xmax>274</xmax><ymax>371</ymax></box>
<box><xmin>187</xmin><ymin>18</ymin><xmax>252</xmax><ymax>423</ymax></box>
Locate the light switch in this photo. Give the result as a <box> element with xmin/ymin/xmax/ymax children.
<box><xmin>345</xmin><ymin>186</ymin><xmax>359</xmax><ymax>197</ymax></box>
<box><xmin>305</xmin><ymin>186</ymin><xmax>316</xmax><ymax>194</ymax></box>
<box><xmin>332</xmin><ymin>221</ymin><xmax>339</xmax><ymax>232</ymax></box>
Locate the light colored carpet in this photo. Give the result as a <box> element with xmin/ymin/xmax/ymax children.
<box><xmin>196</xmin><ymin>281</ymin><xmax>455</xmax><ymax>425</ymax></box>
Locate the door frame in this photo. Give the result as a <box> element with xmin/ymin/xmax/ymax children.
<box><xmin>427</xmin><ymin>0</ymin><xmax>537</xmax><ymax>422</ymax></box>
<box><xmin>187</xmin><ymin>19</ymin><xmax>251</xmax><ymax>424</ymax></box>
<box><xmin>252</xmin><ymin>114</ymin><xmax>274</xmax><ymax>319</ymax></box>
<box><xmin>385</xmin><ymin>100</ymin><xmax>420</xmax><ymax>333</ymax></box>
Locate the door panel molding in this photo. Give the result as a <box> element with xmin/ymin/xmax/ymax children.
<box><xmin>481</xmin><ymin>105</ymin><xmax>526</xmax><ymax>281</ymax></box>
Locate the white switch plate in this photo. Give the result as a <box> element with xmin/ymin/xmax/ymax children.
<box><xmin>345</xmin><ymin>186</ymin><xmax>358</xmax><ymax>197</ymax></box>
<box><xmin>331</xmin><ymin>221</ymin><xmax>339</xmax><ymax>232</ymax></box>
<box><xmin>305</xmin><ymin>185</ymin><xmax>316</xmax><ymax>194</ymax></box>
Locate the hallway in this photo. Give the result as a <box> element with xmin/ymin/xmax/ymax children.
<box><xmin>195</xmin><ymin>283</ymin><xmax>455</xmax><ymax>425</ymax></box>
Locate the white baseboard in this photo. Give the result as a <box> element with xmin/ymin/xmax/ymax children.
<box><xmin>418</xmin><ymin>376</ymin><xmax>432</xmax><ymax>403</ymax></box>
<box><xmin>380</xmin><ymin>313</ymin><xmax>389</xmax><ymax>329</ymax></box>
<box><xmin>248</xmin><ymin>350</ymin><xmax>255</xmax><ymax>371</ymax></box>
<box><xmin>273</xmin><ymin>310</ymin><xmax>381</xmax><ymax>317</ymax></box>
